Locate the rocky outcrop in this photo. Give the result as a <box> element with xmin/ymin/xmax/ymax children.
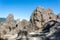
<box><xmin>43</xmin><ymin>8</ymin><xmax>56</xmax><ymax>23</ymax></box>
<box><xmin>0</xmin><ymin>6</ymin><xmax>60</xmax><ymax>40</ymax></box>
<box><xmin>21</xmin><ymin>19</ymin><xmax>28</xmax><ymax>30</ymax></box>
<box><xmin>30</xmin><ymin>6</ymin><xmax>57</xmax><ymax>30</ymax></box>
<box><xmin>30</xmin><ymin>7</ymin><xmax>44</xmax><ymax>30</ymax></box>
<box><xmin>41</xmin><ymin>20</ymin><xmax>60</xmax><ymax>40</ymax></box>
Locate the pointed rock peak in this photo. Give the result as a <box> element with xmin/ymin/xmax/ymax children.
<box><xmin>37</xmin><ymin>6</ymin><xmax>43</xmax><ymax>10</ymax></box>
<box><xmin>45</xmin><ymin>8</ymin><xmax>53</xmax><ymax>13</ymax></box>
<box><xmin>46</xmin><ymin>8</ymin><xmax>52</xmax><ymax>11</ymax></box>
<box><xmin>6</xmin><ymin>13</ymin><xmax>14</xmax><ymax>22</ymax></box>
<box><xmin>7</xmin><ymin>13</ymin><xmax>14</xmax><ymax>18</ymax></box>
<box><xmin>7</xmin><ymin>13</ymin><xmax>14</xmax><ymax>19</ymax></box>
<box><xmin>36</xmin><ymin>6</ymin><xmax>44</xmax><ymax>12</ymax></box>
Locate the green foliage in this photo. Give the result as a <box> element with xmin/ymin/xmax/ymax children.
<box><xmin>3</xmin><ymin>29</ymin><xmax>6</xmax><ymax>34</ymax></box>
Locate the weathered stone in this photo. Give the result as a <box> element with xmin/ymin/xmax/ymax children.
<box><xmin>0</xmin><ymin>6</ymin><xmax>60</xmax><ymax>40</ymax></box>
<box><xmin>21</xmin><ymin>19</ymin><xmax>28</xmax><ymax>30</ymax></box>
<box><xmin>6</xmin><ymin>14</ymin><xmax>14</xmax><ymax>22</ymax></box>
<box><xmin>30</xmin><ymin>6</ymin><xmax>44</xmax><ymax>30</ymax></box>
<box><xmin>30</xmin><ymin>7</ymin><xmax>57</xmax><ymax>30</ymax></box>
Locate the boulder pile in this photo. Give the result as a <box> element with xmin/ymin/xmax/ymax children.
<box><xmin>0</xmin><ymin>6</ymin><xmax>60</xmax><ymax>40</ymax></box>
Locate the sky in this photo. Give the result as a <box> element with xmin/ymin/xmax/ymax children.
<box><xmin>0</xmin><ymin>0</ymin><xmax>60</xmax><ymax>20</ymax></box>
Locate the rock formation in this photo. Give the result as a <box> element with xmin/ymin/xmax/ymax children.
<box><xmin>30</xmin><ymin>7</ymin><xmax>57</xmax><ymax>30</ymax></box>
<box><xmin>21</xmin><ymin>19</ymin><xmax>28</xmax><ymax>30</ymax></box>
<box><xmin>0</xmin><ymin>6</ymin><xmax>60</xmax><ymax>40</ymax></box>
<box><xmin>30</xmin><ymin>7</ymin><xmax>44</xmax><ymax>30</ymax></box>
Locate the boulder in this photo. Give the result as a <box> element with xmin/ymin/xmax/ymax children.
<box><xmin>30</xmin><ymin>6</ymin><xmax>44</xmax><ymax>29</ymax></box>
<box><xmin>30</xmin><ymin>7</ymin><xmax>57</xmax><ymax>30</ymax></box>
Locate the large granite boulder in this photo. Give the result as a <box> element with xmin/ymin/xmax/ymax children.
<box><xmin>30</xmin><ymin>6</ymin><xmax>44</xmax><ymax>30</ymax></box>
<box><xmin>42</xmin><ymin>20</ymin><xmax>60</xmax><ymax>40</ymax></box>
<box><xmin>21</xmin><ymin>19</ymin><xmax>28</xmax><ymax>30</ymax></box>
<box><xmin>43</xmin><ymin>8</ymin><xmax>56</xmax><ymax>23</ymax></box>
<box><xmin>30</xmin><ymin>6</ymin><xmax>57</xmax><ymax>30</ymax></box>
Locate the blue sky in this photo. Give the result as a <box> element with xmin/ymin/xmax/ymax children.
<box><xmin>0</xmin><ymin>0</ymin><xmax>60</xmax><ymax>20</ymax></box>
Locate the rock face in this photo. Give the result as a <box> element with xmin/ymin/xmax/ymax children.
<box><xmin>21</xmin><ymin>19</ymin><xmax>28</xmax><ymax>30</ymax></box>
<box><xmin>6</xmin><ymin>14</ymin><xmax>14</xmax><ymax>22</ymax></box>
<box><xmin>30</xmin><ymin>6</ymin><xmax>57</xmax><ymax>30</ymax></box>
<box><xmin>30</xmin><ymin>7</ymin><xmax>44</xmax><ymax>29</ymax></box>
<box><xmin>43</xmin><ymin>8</ymin><xmax>56</xmax><ymax>23</ymax></box>
<box><xmin>41</xmin><ymin>20</ymin><xmax>60</xmax><ymax>40</ymax></box>
<box><xmin>6</xmin><ymin>14</ymin><xmax>16</xmax><ymax>30</ymax></box>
